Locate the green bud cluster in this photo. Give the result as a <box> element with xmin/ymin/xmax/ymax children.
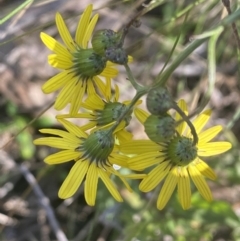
<box><xmin>144</xmin><ymin>86</ymin><xmax>176</xmax><ymax>143</ymax></box>
<box><xmin>72</xmin><ymin>29</ymin><xmax>129</xmax><ymax>78</ymax></box>
<box><xmin>144</xmin><ymin>114</ymin><xmax>175</xmax><ymax>142</ymax></box>
<box><xmin>91</xmin><ymin>29</ymin><xmax>128</xmax><ymax>65</ymax></box>
<box><xmin>92</xmin><ymin>29</ymin><xmax>122</xmax><ymax>56</ymax></box>
<box><xmin>146</xmin><ymin>87</ymin><xmax>173</xmax><ymax>115</ymax></box>
<box><xmin>144</xmin><ymin>86</ymin><xmax>198</xmax><ymax>165</ymax></box>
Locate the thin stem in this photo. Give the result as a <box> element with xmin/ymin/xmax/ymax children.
<box><xmin>0</xmin><ymin>0</ymin><xmax>34</xmax><ymax>25</ymax></box>
<box><xmin>155</xmin><ymin>11</ymin><xmax>189</xmax><ymax>84</ymax></box>
<box><xmin>108</xmin><ymin>88</ymin><xmax>149</xmax><ymax>134</ymax></box>
<box><xmin>174</xmin><ymin>25</ymin><xmax>222</xmax><ymax>120</ymax></box>
<box><xmin>155</xmin><ymin>7</ymin><xmax>240</xmax><ymax>87</ymax></box>
<box><xmin>124</xmin><ymin>63</ymin><xmax>143</xmax><ymax>91</ymax></box>
<box><xmin>0</xmin><ymin>101</ymin><xmax>54</xmax><ymax>150</ymax></box>
<box><xmin>173</xmin><ymin>103</ymin><xmax>198</xmax><ymax>145</ymax></box>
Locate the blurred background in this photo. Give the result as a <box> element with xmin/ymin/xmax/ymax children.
<box><xmin>0</xmin><ymin>0</ymin><xmax>240</xmax><ymax>240</ymax></box>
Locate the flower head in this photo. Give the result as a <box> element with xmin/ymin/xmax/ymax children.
<box><xmin>41</xmin><ymin>4</ymin><xmax>118</xmax><ymax>114</ymax></box>
<box><xmin>34</xmin><ymin>119</ymin><xmax>144</xmax><ymax>206</ymax></box>
<box><xmin>57</xmin><ymin>80</ymin><xmax>141</xmax><ymax>143</ymax></box>
<box><xmin>120</xmin><ymin>100</ymin><xmax>232</xmax><ymax>210</ymax></box>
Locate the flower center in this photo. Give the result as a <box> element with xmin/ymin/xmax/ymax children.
<box><xmin>167</xmin><ymin>136</ymin><xmax>198</xmax><ymax>166</ymax></box>
<box><xmin>72</xmin><ymin>48</ymin><xmax>107</xmax><ymax>79</ymax></box>
<box><xmin>76</xmin><ymin>130</ymin><xmax>114</xmax><ymax>167</ymax></box>
<box><xmin>95</xmin><ymin>102</ymin><xmax>132</xmax><ymax>126</ymax></box>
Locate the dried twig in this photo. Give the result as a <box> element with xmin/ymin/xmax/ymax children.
<box><xmin>222</xmin><ymin>0</ymin><xmax>240</xmax><ymax>51</ymax></box>
<box><xmin>19</xmin><ymin>163</ymin><xmax>68</xmax><ymax>241</ymax></box>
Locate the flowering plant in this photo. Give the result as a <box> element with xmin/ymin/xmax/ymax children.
<box><xmin>34</xmin><ymin>4</ymin><xmax>232</xmax><ymax>210</ymax></box>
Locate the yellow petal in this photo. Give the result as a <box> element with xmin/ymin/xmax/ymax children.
<box><xmin>54</xmin><ymin>77</ymin><xmax>78</xmax><ymax>110</ymax></box>
<box><xmin>34</xmin><ymin>137</ymin><xmax>78</xmax><ymax>149</ymax></box>
<box><xmin>58</xmin><ymin>160</ymin><xmax>89</xmax><ymax>199</ymax></box>
<box><xmin>38</xmin><ymin>128</ymin><xmax>80</xmax><ymax>143</ymax></box>
<box><xmin>114</xmin><ymin>84</ymin><xmax>120</xmax><ymax>102</ymax></box>
<box><xmin>98</xmin><ymin>170</ymin><xmax>123</xmax><ymax>202</ymax></box>
<box><xmin>190</xmin><ymin>109</ymin><xmax>212</xmax><ymax>135</ymax></box>
<box><xmin>80</xmin><ymin>121</ymin><xmax>96</xmax><ymax>132</ymax></box>
<box><xmin>197</xmin><ymin>142</ymin><xmax>232</xmax><ymax>156</ymax></box>
<box><xmin>108</xmin><ymin>153</ymin><xmax>128</xmax><ymax>168</ymax></box>
<box><xmin>82</xmin><ymin>94</ymin><xmax>104</xmax><ymax>110</ymax></box>
<box><xmin>188</xmin><ymin>165</ymin><xmax>212</xmax><ymax>202</ymax></box>
<box><xmin>128</xmin><ymin>153</ymin><xmax>165</xmax><ymax>171</ymax></box>
<box><xmin>93</xmin><ymin>76</ymin><xmax>106</xmax><ymax>98</ymax></box>
<box><xmin>120</xmin><ymin>140</ymin><xmax>160</xmax><ymax>154</ymax></box>
<box><xmin>40</xmin><ymin>32</ymin><xmax>72</xmax><ymax>59</ymax></box>
<box><xmin>82</xmin><ymin>14</ymin><xmax>99</xmax><ymax>48</ymax></box>
<box><xmin>85</xmin><ymin>163</ymin><xmax>99</xmax><ymax>206</ymax></box>
<box><xmin>157</xmin><ymin>167</ymin><xmax>178</xmax><ymax>210</ymax></box>
<box><xmin>42</xmin><ymin>71</ymin><xmax>72</xmax><ymax>94</ymax></box>
<box><xmin>198</xmin><ymin>125</ymin><xmax>222</xmax><ymax>144</ymax></box>
<box><xmin>112</xmin><ymin>121</ymin><xmax>126</xmax><ymax>134</ymax></box>
<box><xmin>106</xmin><ymin>61</ymin><xmax>115</xmax><ymax>67</ymax></box>
<box><xmin>128</xmin><ymin>55</ymin><xmax>133</xmax><ymax>63</ymax></box>
<box><xmin>48</xmin><ymin>54</ymin><xmax>72</xmax><ymax>69</ymax></box>
<box><xmin>116</xmin><ymin>129</ymin><xmax>133</xmax><ymax>143</ymax></box>
<box><xmin>178</xmin><ymin>167</ymin><xmax>191</xmax><ymax>210</ymax></box>
<box><xmin>177</xmin><ymin>99</ymin><xmax>188</xmax><ymax>112</ymax></box>
<box><xmin>69</xmin><ymin>81</ymin><xmax>86</xmax><ymax>115</ymax></box>
<box><xmin>55</xmin><ymin>12</ymin><xmax>75</xmax><ymax>52</ymax></box>
<box><xmin>175</xmin><ymin>99</ymin><xmax>188</xmax><ymax>135</ymax></box>
<box><xmin>195</xmin><ymin>159</ymin><xmax>216</xmax><ymax>180</ymax></box>
<box><xmin>122</xmin><ymin>174</ymin><xmax>146</xmax><ymax>179</ymax></box>
<box><xmin>57</xmin><ymin>113</ymin><xmax>93</xmax><ymax>119</ymax></box>
<box><xmin>139</xmin><ymin>162</ymin><xmax>170</xmax><ymax>192</ymax></box>
<box><xmin>86</xmin><ymin>79</ymin><xmax>96</xmax><ymax>95</ymax></box>
<box><xmin>100</xmin><ymin>66</ymin><xmax>119</xmax><ymax>78</ymax></box>
<box><xmin>44</xmin><ymin>150</ymin><xmax>80</xmax><ymax>164</ymax></box>
<box><xmin>57</xmin><ymin>119</ymin><xmax>88</xmax><ymax>138</ymax></box>
<box><xmin>134</xmin><ymin>108</ymin><xmax>149</xmax><ymax>124</ymax></box>
<box><xmin>75</xmin><ymin>4</ymin><xmax>93</xmax><ymax>47</ymax></box>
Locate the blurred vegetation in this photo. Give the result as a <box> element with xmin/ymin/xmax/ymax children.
<box><xmin>0</xmin><ymin>0</ymin><xmax>240</xmax><ymax>241</ymax></box>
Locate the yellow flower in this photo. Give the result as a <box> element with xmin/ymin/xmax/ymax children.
<box><xmin>120</xmin><ymin>100</ymin><xmax>232</xmax><ymax>210</ymax></box>
<box><xmin>34</xmin><ymin>119</ymin><xmax>144</xmax><ymax>206</ymax></box>
<box><xmin>40</xmin><ymin>4</ymin><xmax>118</xmax><ymax>114</ymax></box>
<box><xmin>57</xmin><ymin>79</ymin><xmax>141</xmax><ymax>143</ymax></box>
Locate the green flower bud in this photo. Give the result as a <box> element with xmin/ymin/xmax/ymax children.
<box><xmin>72</xmin><ymin>49</ymin><xmax>106</xmax><ymax>79</ymax></box>
<box><xmin>168</xmin><ymin>136</ymin><xmax>197</xmax><ymax>166</ymax></box>
<box><xmin>146</xmin><ymin>87</ymin><xmax>173</xmax><ymax>115</ymax></box>
<box><xmin>144</xmin><ymin>114</ymin><xmax>175</xmax><ymax>142</ymax></box>
<box><xmin>95</xmin><ymin>102</ymin><xmax>131</xmax><ymax>126</ymax></box>
<box><xmin>77</xmin><ymin>130</ymin><xmax>114</xmax><ymax>167</ymax></box>
<box><xmin>92</xmin><ymin>29</ymin><xmax>122</xmax><ymax>56</ymax></box>
<box><xmin>105</xmin><ymin>46</ymin><xmax>128</xmax><ymax>65</ymax></box>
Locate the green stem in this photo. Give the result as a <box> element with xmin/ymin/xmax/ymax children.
<box><xmin>154</xmin><ymin>7</ymin><xmax>240</xmax><ymax>87</ymax></box>
<box><xmin>173</xmin><ymin>103</ymin><xmax>198</xmax><ymax>145</ymax></box>
<box><xmin>108</xmin><ymin>88</ymin><xmax>149</xmax><ymax>133</ymax></box>
<box><xmin>155</xmin><ymin>11</ymin><xmax>189</xmax><ymax>83</ymax></box>
<box><xmin>0</xmin><ymin>0</ymin><xmax>34</xmax><ymax>25</ymax></box>
<box><xmin>124</xmin><ymin>63</ymin><xmax>143</xmax><ymax>91</ymax></box>
<box><xmin>177</xmin><ymin>27</ymin><xmax>222</xmax><ymax>121</ymax></box>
